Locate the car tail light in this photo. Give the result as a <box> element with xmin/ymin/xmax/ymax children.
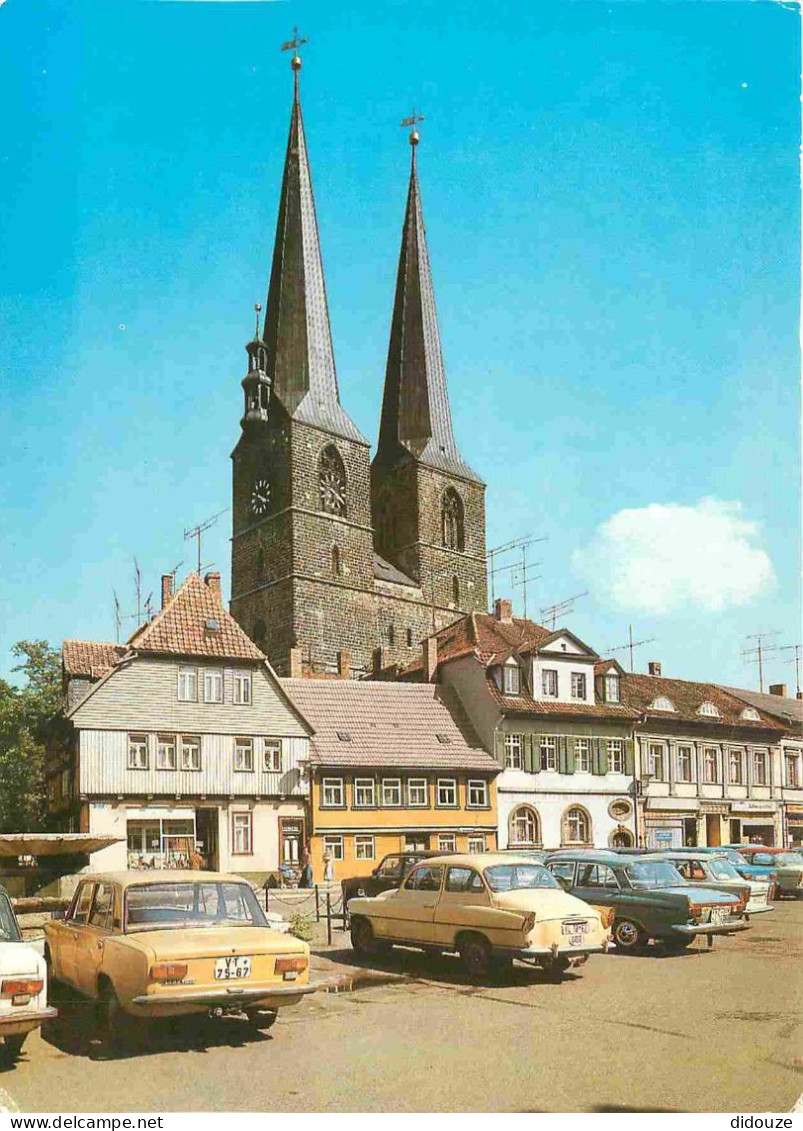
<box><xmin>687</xmin><ymin>903</ymin><xmax>703</xmax><ymax>917</ymax></box>
<box><xmin>0</xmin><ymin>978</ymin><xmax>43</xmax><ymax>997</ymax></box>
<box><xmin>599</xmin><ymin>907</ymin><xmax>615</xmax><ymax>930</ymax></box>
<box><xmin>275</xmin><ymin>956</ymin><xmax>308</xmax><ymax>974</ymax></box>
<box><xmin>150</xmin><ymin>963</ymin><xmax>188</xmax><ymax>982</ymax></box>
<box><xmin>521</xmin><ymin>913</ymin><xmax>536</xmax><ymax>934</ymax></box>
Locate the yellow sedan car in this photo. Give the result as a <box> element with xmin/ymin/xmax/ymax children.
<box><xmin>347</xmin><ymin>853</ymin><xmax>609</xmax><ymax>980</ymax></box>
<box><xmin>44</xmin><ymin>872</ymin><xmax>315</xmax><ymax>1043</ymax></box>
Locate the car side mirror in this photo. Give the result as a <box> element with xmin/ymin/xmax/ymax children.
<box><xmin>50</xmin><ymin>909</ymin><xmax>65</xmax><ymax>921</ymax></box>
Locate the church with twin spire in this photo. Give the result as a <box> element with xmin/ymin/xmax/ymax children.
<box><xmin>230</xmin><ymin>51</ymin><xmax>487</xmax><ymax>678</ymax></box>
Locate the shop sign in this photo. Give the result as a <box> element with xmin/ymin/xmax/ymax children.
<box><xmin>699</xmin><ymin>802</ymin><xmax>730</xmax><ymax>815</ymax></box>
<box><xmin>730</xmin><ymin>801</ymin><xmax>778</xmax><ymax>813</ymax></box>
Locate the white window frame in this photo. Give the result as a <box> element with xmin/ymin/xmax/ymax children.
<box><xmin>467</xmin><ymin>835</ymin><xmax>486</xmax><ymax>853</ymax></box>
<box><xmin>504</xmin><ymin>733</ymin><xmax>523</xmax><ymax>770</ymax></box>
<box><xmin>203</xmin><ymin>669</ymin><xmax>224</xmax><ymax>704</ymax></box>
<box><xmin>467</xmin><ymin>779</ymin><xmax>488</xmax><ymax>807</ymax></box>
<box><xmin>677</xmin><ymin>745</ymin><xmax>693</xmax><ymax>783</ymax></box>
<box><xmin>566</xmin><ymin>807</ymin><xmax>591</xmax><ymax>845</ymax></box>
<box><xmin>354</xmin><ymin>835</ymin><xmax>375</xmax><ymax>861</ymax></box>
<box><xmin>381</xmin><ymin>778</ymin><xmax>402</xmax><ymax>807</ymax></box>
<box><xmin>698</xmin><ymin>701</ymin><xmax>720</xmax><ymax>718</ymax></box>
<box><xmin>322</xmin><ymin>778</ymin><xmax>344</xmax><ymax>807</ymax></box>
<box><xmin>648</xmin><ymin>743</ymin><xmax>665</xmax><ymax>781</ymax></box>
<box><xmin>437</xmin><ymin>833</ymin><xmax>457</xmax><ymax>853</ymax></box>
<box><xmin>575</xmin><ymin>737</ymin><xmax>591</xmax><ymax>773</ymax></box>
<box><xmin>703</xmin><ymin>747</ymin><xmax>719</xmax><ymax>784</ymax></box>
<box><xmin>571</xmin><ymin>672</ymin><xmax>587</xmax><ymax>700</ymax></box>
<box><xmin>156</xmin><ymin>735</ymin><xmax>177</xmax><ymax>772</ymax></box>
<box><xmin>323</xmin><ymin>835</ymin><xmax>344</xmax><ymax>860</ymax></box>
<box><xmin>231</xmin><ymin>812</ymin><xmax>253</xmax><ymax>855</ymax></box>
<box><xmin>785</xmin><ymin>753</ymin><xmax>800</xmax><ymax>788</ymax></box>
<box><xmin>233</xmin><ymin>671</ymin><xmax>252</xmax><ymax>706</ymax></box>
<box><xmin>606</xmin><ymin>740</ymin><xmax>624</xmax><ymax>774</ymax></box>
<box><xmin>354</xmin><ymin>778</ymin><xmax>376</xmax><ymax>808</ymax></box>
<box><xmin>542</xmin><ymin>669</ymin><xmax>558</xmax><ymax>698</ymax></box>
<box><xmin>263</xmin><ymin>739</ymin><xmax>282</xmax><ymax>773</ymax></box>
<box><xmin>180</xmin><ymin>735</ymin><xmax>201</xmax><ymax>772</ymax></box>
<box><xmin>540</xmin><ymin>736</ymin><xmax>557</xmax><ymax>772</ymax></box>
<box><xmin>605</xmin><ymin>674</ymin><xmax>620</xmax><ymax>703</ymax></box>
<box><xmin>177</xmin><ymin>666</ymin><xmax>198</xmax><ymax>703</ymax></box>
<box><xmin>407</xmin><ymin>778</ymin><xmax>428</xmax><ymax>806</ymax></box>
<box><xmin>128</xmin><ymin>734</ymin><xmax>148</xmax><ymax>770</ymax></box>
<box><xmin>729</xmin><ymin>748</ymin><xmax>744</xmax><ymax>785</ymax></box>
<box><xmin>234</xmin><ymin>737</ymin><xmax>254</xmax><ymax>773</ymax></box>
<box><xmin>503</xmin><ymin>664</ymin><xmax>521</xmax><ymax>695</ymax></box>
<box><xmin>753</xmin><ymin>750</ymin><xmax>767</xmax><ymax>786</ymax></box>
<box><xmin>437</xmin><ymin>778</ymin><xmax>457</xmax><ymax>807</ymax></box>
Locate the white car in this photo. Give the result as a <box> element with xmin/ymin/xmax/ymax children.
<box><xmin>0</xmin><ymin>885</ymin><xmax>57</xmax><ymax>1063</ymax></box>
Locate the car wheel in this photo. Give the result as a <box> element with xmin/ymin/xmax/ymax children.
<box><xmin>350</xmin><ymin>916</ymin><xmax>376</xmax><ymax>955</ymax></box>
<box><xmin>1</xmin><ymin>1033</ymin><xmax>27</xmax><ymax>1063</ymax></box>
<box><xmin>459</xmin><ymin>934</ymin><xmax>492</xmax><ymax>979</ymax></box>
<box><xmin>98</xmin><ymin>982</ymin><xmax>135</xmax><ymax>1047</ymax></box>
<box><xmin>245</xmin><ymin>1008</ymin><xmax>278</xmax><ymax>1031</ymax></box>
<box><xmin>612</xmin><ymin>918</ymin><xmax>649</xmax><ymax>952</ymax></box>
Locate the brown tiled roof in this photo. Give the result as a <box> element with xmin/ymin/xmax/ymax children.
<box><xmin>126</xmin><ymin>573</ymin><xmax>265</xmax><ymax>661</ymax></box>
<box><xmin>402</xmin><ymin>612</ymin><xmax>557</xmax><ymax>676</ymax></box>
<box><xmin>717</xmin><ymin>685</ymin><xmax>803</xmax><ymax>732</ymax></box>
<box><xmin>62</xmin><ymin>640</ymin><xmax>127</xmax><ymax>680</ymax></box>
<box><xmin>486</xmin><ymin>677</ymin><xmax>639</xmax><ymax>720</ymax></box>
<box><xmin>621</xmin><ymin>673</ymin><xmax>783</xmax><ymax>729</ymax></box>
<box><xmin>280</xmin><ymin>679</ymin><xmax>498</xmax><ymax>772</ymax></box>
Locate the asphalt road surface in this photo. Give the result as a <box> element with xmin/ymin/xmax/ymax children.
<box><xmin>3</xmin><ymin>901</ymin><xmax>801</xmax><ymax>1113</ymax></box>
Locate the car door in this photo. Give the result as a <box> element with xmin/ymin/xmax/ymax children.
<box><xmin>380</xmin><ymin>864</ymin><xmax>444</xmax><ymax>943</ymax></box>
<box><xmin>55</xmin><ymin>881</ymin><xmax>95</xmax><ymax>988</ymax></box>
<box><xmin>72</xmin><ymin>881</ymin><xmax>115</xmax><ymax>998</ymax></box>
<box><xmin>433</xmin><ymin>866</ymin><xmax>494</xmax><ymax>946</ymax></box>
<box><xmin>547</xmin><ymin>861</ymin><xmax>577</xmax><ymax>892</ymax></box>
<box><xmin>573</xmin><ymin>862</ymin><xmax>622</xmax><ymax>913</ymax></box>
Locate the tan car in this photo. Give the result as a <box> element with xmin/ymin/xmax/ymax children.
<box><xmin>348</xmin><ymin>853</ymin><xmax>608</xmax><ymax>980</ymax></box>
<box><xmin>44</xmin><ymin>872</ymin><xmax>315</xmax><ymax>1043</ymax></box>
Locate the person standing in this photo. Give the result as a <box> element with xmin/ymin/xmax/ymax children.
<box><xmin>323</xmin><ymin>846</ymin><xmax>334</xmax><ymax>883</ymax></box>
<box><xmin>300</xmin><ymin>842</ymin><xmax>313</xmax><ymax>888</ymax></box>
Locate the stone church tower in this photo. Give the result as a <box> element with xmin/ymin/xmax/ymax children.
<box><xmin>230</xmin><ymin>56</ymin><xmax>487</xmax><ymax>678</ymax></box>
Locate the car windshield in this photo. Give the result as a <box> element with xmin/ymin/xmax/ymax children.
<box><xmin>707</xmin><ymin>859</ymin><xmax>741</xmax><ymax>881</ymax></box>
<box><xmin>624</xmin><ymin>861</ymin><xmax>684</xmax><ymax>889</ymax></box>
<box><xmin>773</xmin><ymin>852</ymin><xmax>803</xmax><ymax>867</ymax></box>
<box><xmin>720</xmin><ymin>849</ymin><xmax>750</xmax><ymax>866</ymax></box>
<box><xmin>0</xmin><ymin>894</ymin><xmax>21</xmax><ymax>943</ymax></box>
<box><xmin>483</xmin><ymin>864</ymin><xmax>560</xmax><ymax>892</ymax></box>
<box><xmin>125</xmin><ymin>881</ymin><xmax>268</xmax><ymax>932</ymax></box>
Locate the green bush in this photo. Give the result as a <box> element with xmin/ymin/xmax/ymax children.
<box><xmin>288</xmin><ymin>911</ymin><xmax>315</xmax><ymax>943</ymax></box>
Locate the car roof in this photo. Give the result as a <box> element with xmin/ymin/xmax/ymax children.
<box><xmin>546</xmin><ymin>850</ymin><xmax>623</xmax><ymax>863</ymax></box>
<box><xmin>409</xmin><ymin>852</ymin><xmax>547</xmax><ymax>869</ymax></box>
<box><xmin>75</xmin><ymin>871</ymin><xmax>249</xmax><ymax>889</ymax></box>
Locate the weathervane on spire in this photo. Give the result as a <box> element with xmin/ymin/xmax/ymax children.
<box><xmin>281</xmin><ymin>26</ymin><xmax>308</xmax><ymax>85</ymax></box>
<box><xmin>401</xmin><ymin>109</ymin><xmax>425</xmax><ymax>149</ymax></box>
<box><xmin>253</xmin><ymin>302</ymin><xmax>262</xmax><ymax>340</ymax></box>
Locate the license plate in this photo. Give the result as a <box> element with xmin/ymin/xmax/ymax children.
<box><xmin>710</xmin><ymin>907</ymin><xmax>730</xmax><ymax>925</ymax></box>
<box><xmin>568</xmin><ymin>934</ymin><xmax>584</xmax><ymax>947</ymax></box>
<box><xmin>562</xmin><ymin>921</ymin><xmax>588</xmax><ymax>936</ymax></box>
<box><xmin>214</xmin><ymin>956</ymin><xmax>252</xmax><ymax>980</ymax></box>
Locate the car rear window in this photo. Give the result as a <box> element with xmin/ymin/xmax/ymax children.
<box><xmin>624</xmin><ymin>861</ymin><xmax>683</xmax><ymax>889</ymax></box>
<box><xmin>484</xmin><ymin>864</ymin><xmax>559</xmax><ymax>892</ymax></box>
<box><xmin>125</xmin><ymin>881</ymin><xmax>267</xmax><ymax>931</ymax></box>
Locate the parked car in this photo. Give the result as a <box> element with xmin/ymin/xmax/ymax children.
<box><xmin>647</xmin><ymin>851</ymin><xmax>772</xmax><ymax>916</ymax></box>
<box><xmin>348</xmin><ymin>852</ymin><xmax>608</xmax><ymax>980</ymax></box>
<box><xmin>545</xmin><ymin>850</ymin><xmax>749</xmax><ymax>952</ymax></box>
<box><xmin>44</xmin><ymin>871</ymin><xmax>316</xmax><ymax>1043</ymax></box>
<box><xmin>499</xmin><ymin>848</ymin><xmax>548</xmax><ymax>863</ymax></box>
<box><xmin>0</xmin><ymin>884</ymin><xmax>57</xmax><ymax>1063</ymax></box>
<box><xmin>681</xmin><ymin>846</ymin><xmax>779</xmax><ymax>887</ymax></box>
<box><xmin>726</xmin><ymin>847</ymin><xmax>803</xmax><ymax>898</ymax></box>
<box><xmin>341</xmin><ymin>851</ymin><xmax>451</xmax><ymax>905</ymax></box>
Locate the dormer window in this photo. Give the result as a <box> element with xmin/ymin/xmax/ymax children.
<box><xmin>503</xmin><ymin>662</ymin><xmax>521</xmax><ymax>696</ymax></box>
<box><xmin>698</xmin><ymin>701</ymin><xmax>721</xmax><ymax>718</ymax></box>
<box><xmin>649</xmin><ymin>696</ymin><xmax>676</xmax><ymax>712</ymax></box>
<box><xmin>740</xmin><ymin>707</ymin><xmax>761</xmax><ymax>721</ymax></box>
<box><xmin>604</xmin><ymin>674</ymin><xmax>620</xmax><ymax>703</ymax></box>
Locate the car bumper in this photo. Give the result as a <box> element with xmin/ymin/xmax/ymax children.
<box><xmin>671</xmin><ymin>921</ymin><xmax>749</xmax><ymax>937</ymax></box>
<box><xmin>512</xmin><ymin>941</ymin><xmax>608</xmax><ymax>960</ymax></box>
<box><xmin>745</xmin><ymin>903</ymin><xmax>773</xmax><ymax>915</ymax></box>
<box><xmin>0</xmin><ymin>1006</ymin><xmax>58</xmax><ymax>1038</ymax></box>
<box><xmin>131</xmin><ymin>983</ymin><xmax>320</xmax><ymax>1008</ymax></box>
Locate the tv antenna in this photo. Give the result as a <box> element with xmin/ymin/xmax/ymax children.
<box><xmin>133</xmin><ymin>558</ymin><xmax>142</xmax><ymax>626</ymax></box>
<box><xmin>540</xmin><ymin>591</ymin><xmax>588</xmax><ymax>631</ymax></box>
<box><xmin>606</xmin><ymin>624</ymin><xmax>657</xmax><ymax>673</ymax></box>
<box><xmin>184</xmin><ymin>508</ymin><xmax>228</xmax><ymax>575</ymax></box>
<box><xmin>779</xmin><ymin>642</ymin><xmax>802</xmax><ymax>697</ymax></box>
<box><xmin>487</xmin><ymin>535</ymin><xmax>548</xmax><ymax>608</ymax></box>
<box><xmin>113</xmin><ymin>590</ymin><xmax>122</xmax><ymax>644</ymax></box>
<box><xmin>741</xmin><ymin>631</ymin><xmax>780</xmax><ymax>693</ymax></box>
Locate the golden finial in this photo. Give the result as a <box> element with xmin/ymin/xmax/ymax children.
<box><xmin>281</xmin><ymin>27</ymin><xmax>307</xmax><ymax>72</ymax></box>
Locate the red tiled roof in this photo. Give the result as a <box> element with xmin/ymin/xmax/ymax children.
<box><xmin>620</xmin><ymin>673</ymin><xmax>783</xmax><ymax>729</ymax></box>
<box><xmin>127</xmin><ymin>573</ymin><xmax>265</xmax><ymax>661</ymax></box>
<box><xmin>62</xmin><ymin>640</ymin><xmax>126</xmax><ymax>680</ymax></box>
<box><xmin>486</xmin><ymin>678</ymin><xmax>639</xmax><ymax>720</ymax></box>
<box><xmin>280</xmin><ymin>679</ymin><xmax>497</xmax><ymax>772</ymax></box>
<box><xmin>402</xmin><ymin>612</ymin><xmax>557</xmax><ymax>676</ymax></box>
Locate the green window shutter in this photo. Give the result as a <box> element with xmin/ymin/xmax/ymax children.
<box><xmin>592</xmin><ymin>738</ymin><xmax>605</xmax><ymax>776</ymax></box>
<box><xmin>532</xmin><ymin>734</ymin><xmax>541</xmax><ymax>773</ymax></box>
<box><xmin>565</xmin><ymin>736</ymin><xmax>576</xmax><ymax>775</ymax></box>
<box><xmin>494</xmin><ymin>730</ymin><xmax>506</xmax><ymax>768</ymax></box>
<box><xmin>624</xmin><ymin>738</ymin><xmax>635</xmax><ymax>775</ymax></box>
<box><xmin>524</xmin><ymin>734</ymin><xmax>535</xmax><ymax>774</ymax></box>
<box><xmin>558</xmin><ymin>736</ymin><xmax>569</xmax><ymax>775</ymax></box>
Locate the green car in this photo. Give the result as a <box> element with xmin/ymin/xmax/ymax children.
<box><xmin>546</xmin><ymin>850</ymin><xmax>749</xmax><ymax>952</ymax></box>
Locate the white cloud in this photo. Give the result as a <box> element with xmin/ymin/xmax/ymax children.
<box><xmin>573</xmin><ymin>498</ymin><xmax>775</xmax><ymax>615</ymax></box>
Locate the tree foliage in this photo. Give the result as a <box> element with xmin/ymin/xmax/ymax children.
<box><xmin>0</xmin><ymin>641</ymin><xmax>62</xmax><ymax>833</ymax></box>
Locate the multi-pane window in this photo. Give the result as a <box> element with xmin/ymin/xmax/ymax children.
<box><xmin>786</xmin><ymin>754</ymin><xmax>800</xmax><ymax>788</ymax></box>
<box><xmin>504</xmin><ymin>734</ymin><xmax>523</xmax><ymax>770</ymax></box>
<box><xmin>677</xmin><ymin>745</ymin><xmax>693</xmax><ymax>783</ymax></box>
<box><xmin>323</xmin><ymin>835</ymin><xmax>344</xmax><ymax>860</ymax></box>
<box><xmin>233</xmin><ymin>672</ymin><xmax>252</xmax><ymax>705</ymax></box>
<box><xmin>605</xmin><ymin>675</ymin><xmax>620</xmax><ymax>703</ymax></box>
<box><xmin>156</xmin><ymin>735</ymin><xmax>176</xmax><ymax>771</ymax></box>
<box><xmin>729</xmin><ymin>749</ymin><xmax>744</xmax><ymax>785</ymax></box>
<box><xmin>437</xmin><ymin>779</ymin><xmax>457</xmax><ymax>807</ymax></box>
<box><xmin>263</xmin><ymin>740</ymin><xmax>282</xmax><ymax>773</ymax></box>
<box><xmin>203</xmin><ymin>669</ymin><xmax>223</xmax><ymax>703</ymax></box>
<box><xmin>753</xmin><ymin>751</ymin><xmax>767</xmax><ymax>786</ymax></box>
<box><xmin>355</xmin><ymin>835</ymin><xmax>375</xmax><ymax>860</ymax></box>
<box><xmin>407</xmin><ymin>778</ymin><xmax>428</xmax><ymax>806</ymax></box>
<box><xmin>232</xmin><ymin>812</ymin><xmax>253</xmax><ymax>855</ymax></box>
<box><xmin>607</xmin><ymin>740</ymin><xmax>625</xmax><ymax>774</ymax></box>
<box><xmin>510</xmin><ymin>806</ymin><xmax>539</xmax><ymax>845</ymax></box>
<box><xmin>177</xmin><ymin>666</ymin><xmax>198</xmax><ymax>702</ymax></box>
<box><xmin>575</xmin><ymin>738</ymin><xmax>591</xmax><ymax>773</ymax></box>
<box><xmin>503</xmin><ymin>664</ymin><xmax>521</xmax><ymax>695</ymax></box>
<box><xmin>234</xmin><ymin>737</ymin><xmax>254</xmax><ymax>772</ymax></box>
<box><xmin>467</xmin><ymin>780</ymin><xmax>488</xmax><ymax>807</ymax></box>
<box><xmin>467</xmin><ymin>836</ymin><xmax>486</xmax><ymax>853</ymax></box>
<box><xmin>322</xmin><ymin>778</ymin><xmax>344</xmax><ymax>807</ymax></box>
<box><xmin>438</xmin><ymin>834</ymin><xmax>457</xmax><ymax>852</ymax></box>
<box><xmin>354</xmin><ymin>778</ymin><xmax>376</xmax><ymax>808</ymax></box>
<box><xmin>540</xmin><ymin>736</ymin><xmax>557</xmax><ymax>772</ymax></box>
<box><xmin>180</xmin><ymin>736</ymin><xmax>201</xmax><ymax>771</ymax></box>
<box><xmin>648</xmin><ymin>743</ymin><xmax>665</xmax><ymax>780</ymax></box>
<box><xmin>542</xmin><ymin>669</ymin><xmax>558</xmax><ymax>698</ymax></box>
<box><xmin>382</xmin><ymin>779</ymin><xmax>402</xmax><ymax>806</ymax></box>
<box><xmin>565</xmin><ymin>807</ymin><xmax>591</xmax><ymax>844</ymax></box>
<box><xmin>571</xmin><ymin>672</ymin><xmax>587</xmax><ymax>700</ymax></box>
<box><xmin>703</xmin><ymin>747</ymin><xmax>719</xmax><ymax>784</ymax></box>
<box><xmin>128</xmin><ymin>734</ymin><xmax>148</xmax><ymax>770</ymax></box>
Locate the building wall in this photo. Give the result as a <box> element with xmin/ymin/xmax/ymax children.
<box><xmin>497</xmin><ymin>787</ymin><xmax>635</xmax><ymax>851</ymax></box>
<box><xmin>310</xmin><ymin>827</ymin><xmax>498</xmax><ymax>882</ymax></box>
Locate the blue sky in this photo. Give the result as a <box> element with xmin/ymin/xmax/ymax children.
<box><xmin>0</xmin><ymin>0</ymin><xmax>799</xmax><ymax>690</ymax></box>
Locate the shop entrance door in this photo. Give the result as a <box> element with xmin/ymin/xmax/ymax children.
<box><xmin>280</xmin><ymin>818</ymin><xmax>304</xmax><ymax>866</ymax></box>
<box><xmin>196</xmin><ymin>809</ymin><xmax>219</xmax><ymax>871</ymax></box>
<box><xmin>729</xmin><ymin>818</ymin><xmax>742</xmax><ymax>844</ymax></box>
<box><xmin>706</xmin><ymin>814</ymin><xmax>721</xmax><ymax>846</ymax></box>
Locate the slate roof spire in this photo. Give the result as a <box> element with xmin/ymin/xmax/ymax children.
<box><xmin>261</xmin><ymin>52</ymin><xmax>366</xmax><ymax>444</ymax></box>
<box><xmin>376</xmin><ymin>130</ymin><xmax>481</xmax><ymax>481</ymax></box>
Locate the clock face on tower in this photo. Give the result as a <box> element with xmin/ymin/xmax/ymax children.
<box><xmin>250</xmin><ymin>477</ymin><xmax>271</xmax><ymax>516</ymax></box>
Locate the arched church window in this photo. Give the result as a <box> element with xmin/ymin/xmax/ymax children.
<box><xmin>388</xmin><ymin>625</ymin><xmax>395</xmax><ymax>647</ymax></box>
<box><xmin>441</xmin><ymin>488</ymin><xmax>465</xmax><ymax>551</ymax></box>
<box><xmin>331</xmin><ymin>545</ymin><xmax>342</xmax><ymax>577</ymax></box>
<box><xmin>374</xmin><ymin>486</ymin><xmax>395</xmax><ymax>549</ymax></box>
<box><xmin>253</xmin><ymin>618</ymin><xmax>266</xmax><ymax>642</ymax></box>
<box><xmin>319</xmin><ymin>445</ymin><xmax>347</xmax><ymax>516</ymax></box>
<box><xmin>451</xmin><ymin>575</ymin><xmax>460</xmax><ymax>607</ymax></box>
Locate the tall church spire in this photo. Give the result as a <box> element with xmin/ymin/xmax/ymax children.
<box><xmin>376</xmin><ymin>130</ymin><xmax>481</xmax><ymax>482</ymax></box>
<box><xmin>262</xmin><ymin>51</ymin><xmax>365</xmax><ymax>444</ymax></box>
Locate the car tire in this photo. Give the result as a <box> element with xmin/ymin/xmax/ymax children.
<box><xmin>1</xmin><ymin>1033</ymin><xmax>27</xmax><ymax>1063</ymax></box>
<box><xmin>98</xmin><ymin>981</ymin><xmax>135</xmax><ymax>1047</ymax></box>
<box><xmin>459</xmin><ymin>934</ymin><xmax>492</xmax><ymax>979</ymax></box>
<box><xmin>350</xmin><ymin>916</ymin><xmax>377</xmax><ymax>955</ymax></box>
<box><xmin>245</xmin><ymin>1008</ymin><xmax>278</xmax><ymax>1031</ymax></box>
<box><xmin>612</xmin><ymin>918</ymin><xmax>649</xmax><ymax>952</ymax></box>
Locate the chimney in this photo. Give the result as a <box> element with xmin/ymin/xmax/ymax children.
<box><xmin>337</xmin><ymin>649</ymin><xmax>351</xmax><ymax>680</ymax></box>
<box><xmin>769</xmin><ymin>683</ymin><xmax>787</xmax><ymax>698</ymax></box>
<box><xmin>204</xmin><ymin>572</ymin><xmax>221</xmax><ymax>599</ymax></box>
<box><xmin>289</xmin><ymin>648</ymin><xmax>303</xmax><ymax>678</ymax></box>
<box><xmin>648</xmin><ymin>661</ymin><xmax>662</xmax><ymax>677</ymax></box>
<box><xmin>160</xmin><ymin>574</ymin><xmax>173</xmax><ymax>609</ymax></box>
<box><xmin>423</xmin><ymin>637</ymin><xmax>438</xmax><ymax>682</ymax></box>
<box><xmin>494</xmin><ymin>598</ymin><xmax>513</xmax><ymax>623</ymax></box>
